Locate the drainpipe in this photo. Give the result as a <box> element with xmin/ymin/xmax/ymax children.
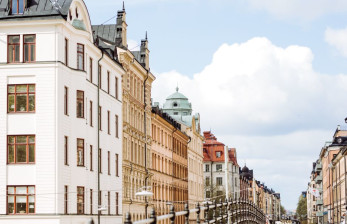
<box><xmin>143</xmin><ymin>69</ymin><xmax>149</xmax><ymax>218</ymax></box>
<box><xmin>97</xmin><ymin>48</ymin><xmax>104</xmax><ymax>224</ymax></box>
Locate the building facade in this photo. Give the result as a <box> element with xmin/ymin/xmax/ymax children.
<box><xmin>0</xmin><ymin>0</ymin><xmax>123</xmax><ymax>223</ymax></box>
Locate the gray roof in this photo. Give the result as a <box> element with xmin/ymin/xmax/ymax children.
<box><xmin>0</xmin><ymin>0</ymin><xmax>72</xmax><ymax>20</ymax></box>
<box><xmin>92</xmin><ymin>24</ymin><xmax>116</xmax><ymax>43</ymax></box>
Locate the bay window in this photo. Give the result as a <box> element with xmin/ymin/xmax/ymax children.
<box><xmin>8</xmin><ymin>84</ymin><xmax>35</xmax><ymax>113</ymax></box>
<box><xmin>23</xmin><ymin>35</ymin><xmax>36</xmax><ymax>62</ymax></box>
<box><xmin>8</xmin><ymin>35</ymin><xmax>20</xmax><ymax>63</ymax></box>
<box><xmin>7</xmin><ymin>186</ymin><xmax>35</xmax><ymax>214</ymax></box>
<box><xmin>8</xmin><ymin>135</ymin><xmax>35</xmax><ymax>164</ymax></box>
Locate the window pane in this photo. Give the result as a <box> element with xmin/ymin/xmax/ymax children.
<box><xmin>16</xmin><ymin>136</ymin><xmax>27</xmax><ymax>143</ymax></box>
<box><xmin>15</xmin><ymin>45</ymin><xmax>20</xmax><ymax>62</ymax></box>
<box><xmin>8</xmin><ymin>95</ymin><xmax>15</xmax><ymax>112</ymax></box>
<box><xmin>29</xmin><ymin>85</ymin><xmax>35</xmax><ymax>92</ymax></box>
<box><xmin>77</xmin><ymin>139</ymin><xmax>83</xmax><ymax>147</ymax></box>
<box><xmin>16</xmin><ymin>187</ymin><xmax>27</xmax><ymax>194</ymax></box>
<box><xmin>8</xmin><ymin>136</ymin><xmax>14</xmax><ymax>144</ymax></box>
<box><xmin>8</xmin><ymin>187</ymin><xmax>15</xmax><ymax>194</ymax></box>
<box><xmin>8</xmin><ymin>145</ymin><xmax>14</xmax><ymax>163</ymax></box>
<box><xmin>16</xmin><ymin>95</ymin><xmax>27</xmax><ymax>111</ymax></box>
<box><xmin>18</xmin><ymin>0</ymin><xmax>24</xmax><ymax>14</ymax></box>
<box><xmin>16</xmin><ymin>145</ymin><xmax>27</xmax><ymax>163</ymax></box>
<box><xmin>24</xmin><ymin>45</ymin><xmax>29</xmax><ymax>62</ymax></box>
<box><xmin>28</xmin><ymin>94</ymin><xmax>35</xmax><ymax>111</ymax></box>
<box><xmin>30</xmin><ymin>45</ymin><xmax>35</xmax><ymax>61</ymax></box>
<box><xmin>9</xmin><ymin>36</ymin><xmax>20</xmax><ymax>44</ymax></box>
<box><xmin>8</xmin><ymin>86</ymin><xmax>15</xmax><ymax>93</ymax></box>
<box><xmin>28</xmin><ymin>136</ymin><xmax>35</xmax><ymax>143</ymax></box>
<box><xmin>28</xmin><ymin>196</ymin><xmax>35</xmax><ymax>213</ymax></box>
<box><xmin>28</xmin><ymin>187</ymin><xmax>35</xmax><ymax>194</ymax></box>
<box><xmin>8</xmin><ymin>196</ymin><xmax>14</xmax><ymax>214</ymax></box>
<box><xmin>29</xmin><ymin>145</ymin><xmax>35</xmax><ymax>162</ymax></box>
<box><xmin>24</xmin><ymin>35</ymin><xmax>35</xmax><ymax>43</ymax></box>
<box><xmin>16</xmin><ymin>85</ymin><xmax>27</xmax><ymax>93</ymax></box>
<box><xmin>16</xmin><ymin>196</ymin><xmax>27</xmax><ymax>214</ymax></box>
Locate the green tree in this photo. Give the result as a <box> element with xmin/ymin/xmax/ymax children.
<box><xmin>280</xmin><ymin>204</ymin><xmax>286</xmax><ymax>216</ymax></box>
<box><xmin>296</xmin><ymin>195</ymin><xmax>307</xmax><ymax>222</ymax></box>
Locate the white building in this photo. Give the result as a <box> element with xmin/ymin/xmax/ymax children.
<box><xmin>0</xmin><ymin>0</ymin><xmax>123</xmax><ymax>223</ymax></box>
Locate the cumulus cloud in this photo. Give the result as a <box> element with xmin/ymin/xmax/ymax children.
<box><xmin>243</xmin><ymin>0</ymin><xmax>347</xmax><ymax>22</ymax></box>
<box><xmin>152</xmin><ymin>37</ymin><xmax>347</xmax><ymax>209</ymax></box>
<box><xmin>325</xmin><ymin>27</ymin><xmax>347</xmax><ymax>57</ymax></box>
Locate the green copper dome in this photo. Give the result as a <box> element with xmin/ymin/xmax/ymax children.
<box><xmin>163</xmin><ymin>87</ymin><xmax>192</xmax><ymax>117</ymax></box>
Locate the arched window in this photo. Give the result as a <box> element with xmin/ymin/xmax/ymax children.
<box><xmin>11</xmin><ymin>0</ymin><xmax>24</xmax><ymax>15</ymax></box>
<box><xmin>173</xmin><ymin>102</ymin><xmax>178</xmax><ymax>107</ymax></box>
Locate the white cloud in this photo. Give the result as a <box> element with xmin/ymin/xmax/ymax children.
<box><xmin>152</xmin><ymin>37</ymin><xmax>347</xmax><ymax>209</ymax></box>
<box><xmin>325</xmin><ymin>27</ymin><xmax>347</xmax><ymax>57</ymax></box>
<box><xmin>244</xmin><ymin>0</ymin><xmax>347</xmax><ymax>22</ymax></box>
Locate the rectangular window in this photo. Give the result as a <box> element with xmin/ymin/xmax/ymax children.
<box><xmin>7</xmin><ymin>135</ymin><xmax>35</xmax><ymax>164</ymax></box>
<box><xmin>64</xmin><ymin>186</ymin><xmax>68</xmax><ymax>214</ymax></box>
<box><xmin>206</xmin><ymin>191</ymin><xmax>210</xmax><ymax>199</ymax></box>
<box><xmin>90</xmin><ymin>145</ymin><xmax>93</xmax><ymax>171</ymax></box>
<box><xmin>7</xmin><ymin>186</ymin><xmax>35</xmax><ymax>214</ymax></box>
<box><xmin>89</xmin><ymin>57</ymin><xmax>93</xmax><ymax>82</ymax></box>
<box><xmin>23</xmin><ymin>35</ymin><xmax>35</xmax><ymax>62</ymax></box>
<box><xmin>115</xmin><ymin>77</ymin><xmax>119</xmax><ymax>100</ymax></box>
<box><xmin>98</xmin><ymin>190</ymin><xmax>102</xmax><ymax>213</ymax></box>
<box><xmin>98</xmin><ymin>106</ymin><xmax>102</xmax><ymax>131</ymax></box>
<box><xmin>216</xmin><ymin>151</ymin><xmax>221</xmax><ymax>158</ymax></box>
<box><xmin>115</xmin><ymin>115</ymin><xmax>119</xmax><ymax>138</ymax></box>
<box><xmin>65</xmin><ymin>38</ymin><xmax>68</xmax><ymax>66</ymax></box>
<box><xmin>90</xmin><ymin>189</ymin><xmax>93</xmax><ymax>215</ymax></box>
<box><xmin>77</xmin><ymin>44</ymin><xmax>84</xmax><ymax>70</ymax></box>
<box><xmin>115</xmin><ymin>153</ymin><xmax>119</xmax><ymax>177</ymax></box>
<box><xmin>108</xmin><ymin>191</ymin><xmax>110</xmax><ymax>215</ymax></box>
<box><xmin>216</xmin><ymin>164</ymin><xmax>222</xmax><ymax>171</ymax></box>
<box><xmin>216</xmin><ymin>177</ymin><xmax>223</xmax><ymax>186</ymax></box>
<box><xmin>205</xmin><ymin>177</ymin><xmax>210</xmax><ymax>186</ymax></box>
<box><xmin>108</xmin><ymin>151</ymin><xmax>110</xmax><ymax>175</ymax></box>
<box><xmin>89</xmin><ymin>101</ymin><xmax>93</xmax><ymax>126</ymax></box>
<box><xmin>98</xmin><ymin>148</ymin><xmax>102</xmax><ymax>173</ymax></box>
<box><xmin>64</xmin><ymin>136</ymin><xmax>68</xmax><ymax>165</ymax></box>
<box><xmin>11</xmin><ymin>0</ymin><xmax>24</xmax><ymax>14</ymax></box>
<box><xmin>98</xmin><ymin>65</ymin><xmax>102</xmax><ymax>89</ymax></box>
<box><xmin>107</xmin><ymin>71</ymin><xmax>110</xmax><ymax>93</ymax></box>
<box><xmin>76</xmin><ymin>90</ymin><xmax>84</xmax><ymax>118</ymax></box>
<box><xmin>8</xmin><ymin>35</ymin><xmax>20</xmax><ymax>63</ymax></box>
<box><xmin>8</xmin><ymin>84</ymin><xmax>35</xmax><ymax>113</ymax></box>
<box><xmin>64</xmin><ymin>86</ymin><xmax>68</xmax><ymax>115</ymax></box>
<box><xmin>77</xmin><ymin>138</ymin><xmax>84</xmax><ymax>166</ymax></box>
<box><xmin>107</xmin><ymin>110</ymin><xmax>110</xmax><ymax>134</ymax></box>
<box><xmin>115</xmin><ymin>192</ymin><xmax>119</xmax><ymax>215</ymax></box>
<box><xmin>205</xmin><ymin>164</ymin><xmax>210</xmax><ymax>172</ymax></box>
<box><xmin>77</xmin><ymin>186</ymin><xmax>84</xmax><ymax>214</ymax></box>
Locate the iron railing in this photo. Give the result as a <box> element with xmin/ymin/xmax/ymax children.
<box><xmin>124</xmin><ymin>198</ymin><xmax>266</xmax><ymax>224</ymax></box>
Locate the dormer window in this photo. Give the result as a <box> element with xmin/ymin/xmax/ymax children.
<box><xmin>11</xmin><ymin>0</ymin><xmax>25</xmax><ymax>15</ymax></box>
<box><xmin>173</xmin><ymin>102</ymin><xmax>178</xmax><ymax>107</ymax></box>
<box><xmin>216</xmin><ymin>151</ymin><xmax>221</xmax><ymax>158</ymax></box>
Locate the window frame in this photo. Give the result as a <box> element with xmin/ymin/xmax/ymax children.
<box><xmin>10</xmin><ymin>0</ymin><xmax>25</xmax><ymax>15</ymax></box>
<box><xmin>98</xmin><ymin>148</ymin><xmax>102</xmax><ymax>174</ymax></box>
<box><xmin>8</xmin><ymin>84</ymin><xmax>36</xmax><ymax>113</ymax></box>
<box><xmin>77</xmin><ymin>43</ymin><xmax>84</xmax><ymax>71</ymax></box>
<box><xmin>64</xmin><ymin>136</ymin><xmax>68</xmax><ymax>166</ymax></box>
<box><xmin>115</xmin><ymin>192</ymin><xmax>119</xmax><ymax>215</ymax></box>
<box><xmin>216</xmin><ymin>177</ymin><xmax>223</xmax><ymax>186</ymax></box>
<box><xmin>77</xmin><ymin>186</ymin><xmax>84</xmax><ymax>215</ymax></box>
<box><xmin>98</xmin><ymin>106</ymin><xmax>102</xmax><ymax>131</ymax></box>
<box><xmin>65</xmin><ymin>38</ymin><xmax>69</xmax><ymax>66</ymax></box>
<box><xmin>107</xmin><ymin>151</ymin><xmax>110</xmax><ymax>175</ymax></box>
<box><xmin>89</xmin><ymin>57</ymin><xmax>93</xmax><ymax>82</ymax></box>
<box><xmin>64</xmin><ymin>86</ymin><xmax>68</xmax><ymax>115</ymax></box>
<box><xmin>115</xmin><ymin>115</ymin><xmax>119</xmax><ymax>138</ymax></box>
<box><xmin>76</xmin><ymin>90</ymin><xmax>84</xmax><ymax>118</ymax></box>
<box><xmin>90</xmin><ymin>145</ymin><xmax>93</xmax><ymax>171</ymax></box>
<box><xmin>77</xmin><ymin>138</ymin><xmax>84</xmax><ymax>167</ymax></box>
<box><xmin>64</xmin><ymin>185</ymin><xmax>68</xmax><ymax>214</ymax></box>
<box><xmin>7</xmin><ymin>35</ymin><xmax>20</xmax><ymax>63</ymax></box>
<box><xmin>7</xmin><ymin>135</ymin><xmax>35</xmax><ymax>164</ymax></box>
<box><xmin>98</xmin><ymin>65</ymin><xmax>102</xmax><ymax>89</ymax></box>
<box><xmin>23</xmin><ymin>34</ymin><xmax>36</xmax><ymax>63</ymax></box>
<box><xmin>89</xmin><ymin>100</ymin><xmax>93</xmax><ymax>127</ymax></box>
<box><xmin>107</xmin><ymin>71</ymin><xmax>110</xmax><ymax>93</ymax></box>
<box><xmin>7</xmin><ymin>185</ymin><xmax>35</xmax><ymax>215</ymax></box>
<box><xmin>90</xmin><ymin>189</ymin><xmax>93</xmax><ymax>215</ymax></box>
<box><xmin>115</xmin><ymin>77</ymin><xmax>119</xmax><ymax>99</ymax></box>
<box><xmin>115</xmin><ymin>153</ymin><xmax>119</xmax><ymax>177</ymax></box>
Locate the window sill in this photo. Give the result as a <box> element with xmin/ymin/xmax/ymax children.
<box><xmin>7</xmin><ymin>163</ymin><xmax>36</xmax><ymax>165</ymax></box>
<box><xmin>77</xmin><ymin>165</ymin><xmax>85</xmax><ymax>167</ymax></box>
<box><xmin>7</xmin><ymin>112</ymin><xmax>36</xmax><ymax>114</ymax></box>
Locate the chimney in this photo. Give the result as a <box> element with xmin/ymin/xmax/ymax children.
<box><xmin>116</xmin><ymin>3</ymin><xmax>127</xmax><ymax>48</ymax></box>
<box><xmin>140</xmin><ymin>31</ymin><xmax>150</xmax><ymax>70</ymax></box>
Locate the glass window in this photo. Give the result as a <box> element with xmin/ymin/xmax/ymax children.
<box><xmin>8</xmin><ymin>135</ymin><xmax>35</xmax><ymax>164</ymax></box>
<box><xmin>115</xmin><ymin>77</ymin><xmax>119</xmax><ymax>99</ymax></box>
<box><xmin>107</xmin><ymin>110</ymin><xmax>110</xmax><ymax>134</ymax></box>
<box><xmin>107</xmin><ymin>71</ymin><xmax>110</xmax><ymax>93</ymax></box>
<box><xmin>89</xmin><ymin>57</ymin><xmax>93</xmax><ymax>82</ymax></box>
<box><xmin>77</xmin><ymin>44</ymin><xmax>84</xmax><ymax>70</ymax></box>
<box><xmin>11</xmin><ymin>0</ymin><xmax>24</xmax><ymax>14</ymax></box>
<box><xmin>206</xmin><ymin>191</ymin><xmax>210</xmax><ymax>199</ymax></box>
<box><xmin>205</xmin><ymin>164</ymin><xmax>210</xmax><ymax>172</ymax></box>
<box><xmin>90</xmin><ymin>189</ymin><xmax>93</xmax><ymax>214</ymax></box>
<box><xmin>65</xmin><ymin>38</ymin><xmax>69</xmax><ymax>66</ymax></box>
<box><xmin>216</xmin><ymin>177</ymin><xmax>223</xmax><ymax>186</ymax></box>
<box><xmin>64</xmin><ymin>136</ymin><xmax>68</xmax><ymax>165</ymax></box>
<box><xmin>115</xmin><ymin>115</ymin><xmax>119</xmax><ymax>138</ymax></box>
<box><xmin>115</xmin><ymin>192</ymin><xmax>119</xmax><ymax>215</ymax></box>
<box><xmin>90</xmin><ymin>145</ymin><xmax>93</xmax><ymax>171</ymax></box>
<box><xmin>98</xmin><ymin>65</ymin><xmax>102</xmax><ymax>89</ymax></box>
<box><xmin>77</xmin><ymin>138</ymin><xmax>84</xmax><ymax>166</ymax></box>
<box><xmin>98</xmin><ymin>106</ymin><xmax>102</xmax><ymax>130</ymax></box>
<box><xmin>115</xmin><ymin>153</ymin><xmax>119</xmax><ymax>177</ymax></box>
<box><xmin>7</xmin><ymin>186</ymin><xmax>35</xmax><ymax>214</ymax></box>
<box><xmin>76</xmin><ymin>90</ymin><xmax>84</xmax><ymax>118</ymax></box>
<box><xmin>8</xmin><ymin>84</ymin><xmax>35</xmax><ymax>113</ymax></box>
<box><xmin>107</xmin><ymin>151</ymin><xmax>110</xmax><ymax>175</ymax></box>
<box><xmin>8</xmin><ymin>35</ymin><xmax>20</xmax><ymax>63</ymax></box>
<box><xmin>98</xmin><ymin>148</ymin><xmax>102</xmax><ymax>173</ymax></box>
<box><xmin>216</xmin><ymin>164</ymin><xmax>223</xmax><ymax>171</ymax></box>
<box><xmin>77</xmin><ymin>186</ymin><xmax>84</xmax><ymax>214</ymax></box>
<box><xmin>205</xmin><ymin>177</ymin><xmax>210</xmax><ymax>186</ymax></box>
<box><xmin>64</xmin><ymin>186</ymin><xmax>68</xmax><ymax>214</ymax></box>
<box><xmin>216</xmin><ymin>151</ymin><xmax>221</xmax><ymax>158</ymax></box>
<box><xmin>89</xmin><ymin>101</ymin><xmax>93</xmax><ymax>127</ymax></box>
<box><xmin>23</xmin><ymin>35</ymin><xmax>35</xmax><ymax>62</ymax></box>
<box><xmin>64</xmin><ymin>86</ymin><xmax>68</xmax><ymax>115</ymax></box>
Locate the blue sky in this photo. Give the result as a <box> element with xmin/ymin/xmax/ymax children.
<box><xmin>85</xmin><ymin>0</ymin><xmax>347</xmax><ymax>210</ymax></box>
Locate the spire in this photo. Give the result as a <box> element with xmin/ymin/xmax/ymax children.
<box><xmin>145</xmin><ymin>31</ymin><xmax>148</xmax><ymax>40</ymax></box>
<box><xmin>176</xmin><ymin>86</ymin><xmax>179</xmax><ymax>92</ymax></box>
<box><xmin>122</xmin><ymin>1</ymin><xmax>125</xmax><ymax>11</ymax></box>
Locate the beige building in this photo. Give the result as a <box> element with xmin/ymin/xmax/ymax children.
<box><xmin>93</xmin><ymin>6</ymin><xmax>155</xmax><ymax>221</ymax></box>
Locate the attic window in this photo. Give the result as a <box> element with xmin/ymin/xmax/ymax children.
<box><xmin>11</xmin><ymin>0</ymin><xmax>25</xmax><ymax>15</ymax></box>
<box><xmin>173</xmin><ymin>102</ymin><xmax>178</xmax><ymax>107</ymax></box>
<box><xmin>216</xmin><ymin>151</ymin><xmax>221</xmax><ymax>158</ymax></box>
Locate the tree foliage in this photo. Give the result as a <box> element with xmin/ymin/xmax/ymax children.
<box><xmin>280</xmin><ymin>204</ymin><xmax>286</xmax><ymax>215</ymax></box>
<box><xmin>296</xmin><ymin>195</ymin><xmax>307</xmax><ymax>221</ymax></box>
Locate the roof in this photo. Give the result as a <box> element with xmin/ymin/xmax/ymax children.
<box><xmin>92</xmin><ymin>24</ymin><xmax>116</xmax><ymax>43</ymax></box>
<box><xmin>0</xmin><ymin>0</ymin><xmax>72</xmax><ymax>20</ymax></box>
<box><xmin>166</xmin><ymin>89</ymin><xmax>188</xmax><ymax>100</ymax></box>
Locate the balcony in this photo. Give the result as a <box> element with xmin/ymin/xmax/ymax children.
<box><xmin>316</xmin><ymin>199</ymin><xmax>323</xmax><ymax>205</ymax></box>
<box><xmin>315</xmin><ymin>175</ymin><xmax>322</xmax><ymax>183</ymax></box>
<box><xmin>316</xmin><ymin>211</ymin><xmax>323</xmax><ymax>217</ymax></box>
<box><xmin>315</xmin><ymin>163</ymin><xmax>322</xmax><ymax>172</ymax></box>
